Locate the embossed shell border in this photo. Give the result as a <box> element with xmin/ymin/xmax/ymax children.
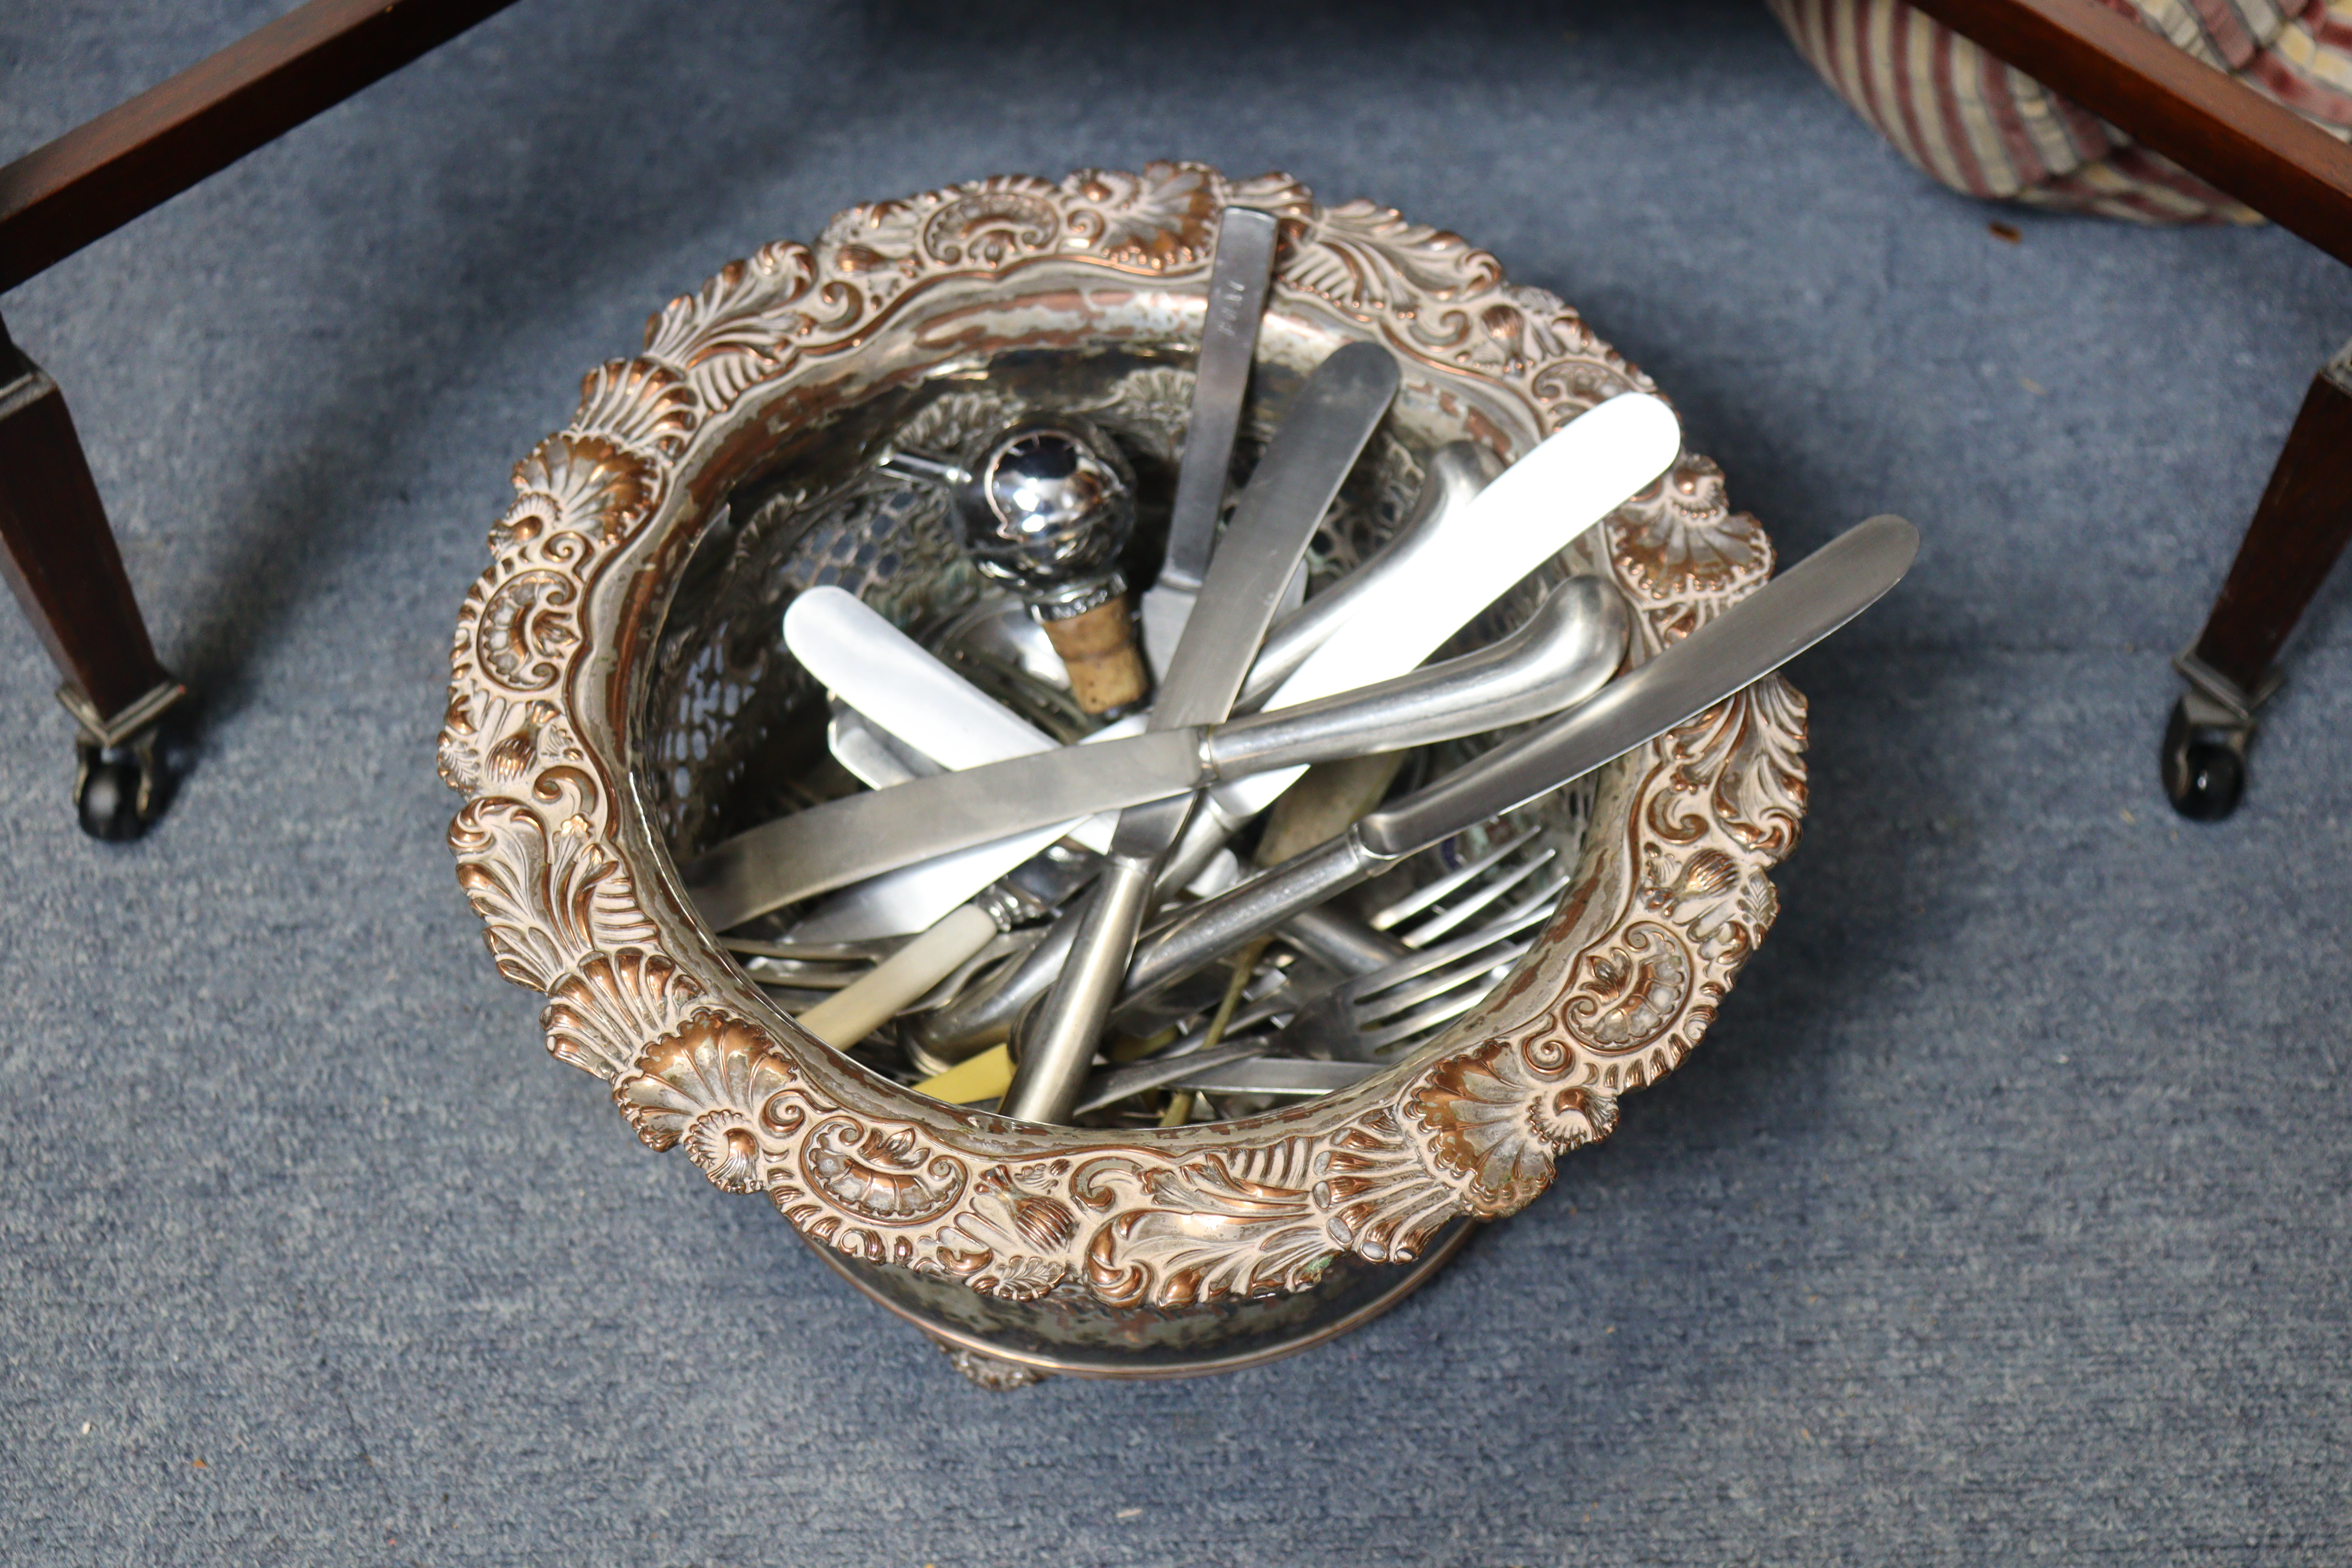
<box><xmin>438</xmin><ymin>164</ymin><xmax>1808</xmax><ymax>1313</ymax></box>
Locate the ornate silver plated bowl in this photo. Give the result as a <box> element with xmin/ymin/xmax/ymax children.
<box><xmin>438</xmin><ymin>163</ymin><xmax>1806</xmax><ymax>1382</ymax></box>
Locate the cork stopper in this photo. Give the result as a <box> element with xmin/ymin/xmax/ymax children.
<box><xmin>1041</xmin><ymin>598</ymin><xmax>1149</xmax><ymax>714</ymax></box>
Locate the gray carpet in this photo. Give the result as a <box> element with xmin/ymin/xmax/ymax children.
<box><xmin>4</xmin><ymin>1</ymin><xmax>2348</xmax><ymax>1562</ymax></box>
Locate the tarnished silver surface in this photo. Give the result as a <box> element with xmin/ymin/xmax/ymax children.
<box><xmin>819</xmin><ymin>1217</ymin><xmax>1478</xmax><ymax>1382</ymax></box>
<box><xmin>439</xmin><ymin>164</ymin><xmax>1812</xmax><ymax>1374</ymax></box>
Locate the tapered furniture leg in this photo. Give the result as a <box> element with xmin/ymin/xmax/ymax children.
<box><xmin>0</xmin><ymin>313</ymin><xmax>184</xmax><ymax>839</ymax></box>
<box><xmin>2162</xmin><ymin>339</ymin><xmax>2352</xmax><ymax>821</ymax></box>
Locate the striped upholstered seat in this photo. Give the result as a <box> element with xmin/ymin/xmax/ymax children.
<box><xmin>1769</xmin><ymin>0</ymin><xmax>2352</xmax><ymax>220</ymax></box>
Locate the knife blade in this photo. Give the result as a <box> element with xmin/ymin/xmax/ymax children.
<box><xmin>1138</xmin><ymin>206</ymin><xmax>1280</xmax><ymax>679</ymax></box>
<box><xmin>783</xmin><ymin>588</ymin><xmax>1187</xmax><ymax>945</ymax></box>
<box><xmin>687</xmin><ymin>570</ymin><xmax>1624</xmax><ymax>929</ymax></box>
<box><xmin>1149</xmin><ymin>341</ymin><xmax>1402</xmax><ymax>730</ymax></box>
<box><xmin>1110</xmin><ymin>515</ymin><xmax>1922</xmax><ymax>1016</ymax></box>
<box><xmin>681</xmin><ymin>731</ymin><xmax>1197</xmax><ymax>932</ymax></box>
<box><xmin>782</xmin><ymin>587</ymin><xmax>1132</xmax><ymax>940</ymax></box>
<box><xmin>799</xmin><ymin>442</ymin><xmax>1496</xmax><ymax>943</ymax></box>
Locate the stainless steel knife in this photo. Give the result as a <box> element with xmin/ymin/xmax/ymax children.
<box><xmin>684</xmin><ymin>571</ymin><xmax>1625</xmax><ymax>929</ymax></box>
<box><xmin>1155</xmin><ymin>390</ymin><xmax>1683</xmax><ymax>889</ymax></box>
<box><xmin>1107</xmin><ymin>515</ymin><xmax>1922</xmax><ymax>1017</ymax></box>
<box><xmin>1138</xmin><ymin>206</ymin><xmax>1281</xmax><ymax>680</ymax></box>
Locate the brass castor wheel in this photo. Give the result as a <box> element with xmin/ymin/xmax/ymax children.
<box><xmin>59</xmin><ymin>681</ymin><xmax>187</xmax><ymax>842</ymax></box>
<box><xmin>2160</xmin><ymin>693</ymin><xmax>2248</xmax><ymax>823</ymax></box>
<box><xmin>73</xmin><ymin>726</ymin><xmax>166</xmax><ymax>841</ymax></box>
<box><xmin>2162</xmin><ymin>652</ymin><xmax>2279</xmax><ymax>825</ymax></box>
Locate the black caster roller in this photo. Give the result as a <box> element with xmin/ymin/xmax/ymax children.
<box><xmin>73</xmin><ymin>729</ymin><xmax>166</xmax><ymax>842</ymax></box>
<box><xmin>2161</xmin><ymin>694</ymin><xmax>2249</xmax><ymax>823</ymax></box>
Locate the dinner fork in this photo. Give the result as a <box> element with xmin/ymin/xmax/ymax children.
<box><xmin>1071</xmin><ymin>831</ymin><xmax>1569</xmax><ymax>1112</ymax></box>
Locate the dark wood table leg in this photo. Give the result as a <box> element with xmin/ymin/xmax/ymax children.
<box><xmin>2162</xmin><ymin>339</ymin><xmax>2352</xmax><ymax>821</ymax></box>
<box><xmin>0</xmin><ymin>312</ymin><xmax>184</xmax><ymax>839</ymax></box>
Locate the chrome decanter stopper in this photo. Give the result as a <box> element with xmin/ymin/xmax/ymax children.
<box><xmin>883</xmin><ymin>414</ymin><xmax>1148</xmax><ymax>714</ymax></box>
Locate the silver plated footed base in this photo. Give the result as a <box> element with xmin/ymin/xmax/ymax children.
<box><xmin>814</xmin><ymin>1219</ymin><xmax>1476</xmax><ymax>1383</ymax></box>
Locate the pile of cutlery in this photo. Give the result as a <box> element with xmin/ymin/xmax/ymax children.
<box><xmin>678</xmin><ymin>206</ymin><xmax>1918</xmax><ymax>1126</ymax></box>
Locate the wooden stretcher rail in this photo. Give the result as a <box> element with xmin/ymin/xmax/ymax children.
<box><xmin>0</xmin><ymin>0</ymin><xmax>520</xmax><ymax>293</ymax></box>
<box><xmin>1909</xmin><ymin>0</ymin><xmax>2352</xmax><ymax>267</ymax></box>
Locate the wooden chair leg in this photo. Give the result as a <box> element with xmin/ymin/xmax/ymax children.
<box><xmin>2162</xmin><ymin>339</ymin><xmax>2352</xmax><ymax>821</ymax></box>
<box><xmin>0</xmin><ymin>312</ymin><xmax>184</xmax><ymax>838</ymax></box>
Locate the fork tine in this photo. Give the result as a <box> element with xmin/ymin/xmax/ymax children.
<box><xmin>1358</xmin><ymin>963</ymin><xmax>1525</xmax><ymax>1050</ymax></box>
<box><xmin>1081</xmin><ymin>811</ymin><xmax>1577</xmax><ymax>1102</ymax></box>
<box><xmin>1364</xmin><ymin>825</ymin><xmax>1539</xmax><ymax>930</ymax></box>
<box><xmin>1402</xmin><ymin>846</ymin><xmax>1557</xmax><ymax>944</ymax></box>
<box><xmin>1353</xmin><ymin>938</ymin><xmax>1539</xmax><ymax>1025</ymax></box>
<box><xmin>1338</xmin><ymin>861</ymin><xmax>1570</xmax><ymax>1053</ymax></box>
<box><xmin>1337</xmin><ymin>871</ymin><xmax>1566</xmax><ymax>1005</ymax></box>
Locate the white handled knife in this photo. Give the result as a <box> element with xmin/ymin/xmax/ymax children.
<box><xmin>1159</xmin><ymin>390</ymin><xmax>1682</xmax><ymax>882</ymax></box>
<box><xmin>780</xmin><ymin>589</ymin><xmax>1217</xmax><ymax>943</ymax></box>
<box><xmin>795</xmin><ymin>442</ymin><xmax>1501</xmax><ymax>940</ymax></box>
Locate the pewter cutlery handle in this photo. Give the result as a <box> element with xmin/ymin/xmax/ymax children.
<box><xmin>1202</xmin><ymin>577</ymin><xmax>1625</xmax><ymax>778</ymax></box>
<box><xmin>1073</xmin><ymin>1038</ymin><xmax>1276</xmax><ymax>1117</ymax></box>
<box><xmin>1000</xmin><ymin>846</ymin><xmax>1166</xmax><ymax>1123</ymax></box>
<box><xmin>1195</xmin><ymin>393</ymin><xmax>1680</xmax><ymax>847</ymax></box>
<box><xmin>1116</xmin><ymin>829</ymin><xmax>1400</xmax><ymax>1014</ymax></box>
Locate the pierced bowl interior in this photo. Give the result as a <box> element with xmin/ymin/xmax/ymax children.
<box><xmin>640</xmin><ymin>327</ymin><xmax>1603</xmax><ymax>1128</ymax></box>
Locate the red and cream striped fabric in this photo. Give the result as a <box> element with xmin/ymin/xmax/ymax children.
<box><xmin>1769</xmin><ymin>0</ymin><xmax>2352</xmax><ymax>221</ymax></box>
